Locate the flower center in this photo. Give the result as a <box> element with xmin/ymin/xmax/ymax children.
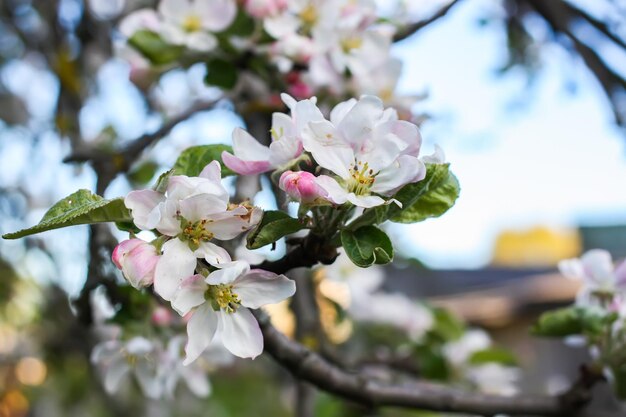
<box><xmin>341</xmin><ymin>36</ymin><xmax>362</xmax><ymax>53</ymax></box>
<box><xmin>206</xmin><ymin>284</ymin><xmax>241</xmax><ymax>313</ymax></box>
<box><xmin>300</xmin><ymin>5</ymin><xmax>318</xmax><ymax>26</ymax></box>
<box><xmin>180</xmin><ymin>219</ymin><xmax>214</xmax><ymax>250</ymax></box>
<box><xmin>347</xmin><ymin>161</ymin><xmax>376</xmax><ymax>195</ymax></box>
<box><xmin>182</xmin><ymin>15</ymin><xmax>202</xmax><ymax>32</ymax></box>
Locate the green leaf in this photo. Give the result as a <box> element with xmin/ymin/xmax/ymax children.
<box><xmin>414</xmin><ymin>344</ymin><xmax>450</xmax><ymax>381</ymax></box>
<box><xmin>173</xmin><ymin>144</ymin><xmax>235</xmax><ymax>177</ymax></box>
<box><xmin>532</xmin><ymin>306</ymin><xmax>606</xmax><ymax>338</ymax></box>
<box><xmin>128</xmin><ymin>30</ymin><xmax>184</xmax><ymax>65</ymax></box>
<box><xmin>390</xmin><ymin>163</ymin><xmax>460</xmax><ymax>224</ymax></box>
<box><xmin>3</xmin><ymin>190</ymin><xmax>132</xmax><ymax>239</ymax></box>
<box><xmin>127</xmin><ymin>161</ymin><xmax>159</xmax><ymax>185</ymax></box>
<box><xmin>469</xmin><ymin>348</ymin><xmax>518</xmax><ymax>367</ymax></box>
<box><xmin>611</xmin><ymin>366</ymin><xmax>626</xmax><ymax>400</ymax></box>
<box><xmin>246</xmin><ymin>211</ymin><xmax>307</xmax><ymax>250</ymax></box>
<box><xmin>340</xmin><ymin>225</ymin><xmax>393</xmax><ymax>267</ymax></box>
<box><xmin>429</xmin><ymin>307</ymin><xmax>465</xmax><ymax>342</ymax></box>
<box><xmin>205</xmin><ymin>59</ymin><xmax>238</xmax><ymax>89</ymax></box>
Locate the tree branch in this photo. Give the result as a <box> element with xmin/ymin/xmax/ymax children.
<box><xmin>393</xmin><ymin>0</ymin><xmax>463</xmax><ymax>42</ymax></box>
<box><xmin>254</xmin><ymin>309</ymin><xmax>595</xmax><ymax>416</ymax></box>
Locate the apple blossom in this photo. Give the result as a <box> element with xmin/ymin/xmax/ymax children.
<box><xmin>170</xmin><ymin>260</ymin><xmax>296</xmax><ymax>363</ymax></box>
<box><xmin>112</xmin><ymin>238</ymin><xmax>159</xmax><ymax>288</ymax></box>
<box><xmin>303</xmin><ymin>95</ymin><xmax>426</xmax><ymax>208</ymax></box>
<box><xmin>442</xmin><ymin>329</ymin><xmax>491</xmax><ymax>367</ymax></box>
<box><xmin>244</xmin><ymin>0</ymin><xmax>288</xmax><ymax>18</ymax></box>
<box><xmin>279</xmin><ymin>170</ymin><xmax>327</xmax><ymax>204</ymax></box>
<box><xmin>467</xmin><ymin>363</ymin><xmax>520</xmax><ymax>396</ymax></box>
<box><xmin>91</xmin><ymin>337</ymin><xmax>162</xmax><ymax>398</ymax></box>
<box><xmin>559</xmin><ymin>249</ymin><xmax>626</xmax><ymax>307</ymax></box>
<box><xmin>221</xmin><ymin>94</ymin><xmax>323</xmax><ymax>175</ymax></box>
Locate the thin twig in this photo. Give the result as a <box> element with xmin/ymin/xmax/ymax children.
<box><xmin>393</xmin><ymin>0</ymin><xmax>463</xmax><ymax>42</ymax></box>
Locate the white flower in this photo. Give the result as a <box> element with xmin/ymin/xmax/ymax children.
<box><xmin>91</xmin><ymin>337</ymin><xmax>162</xmax><ymax>398</ymax></box>
<box><xmin>124</xmin><ymin>161</ymin><xmax>261</xmax><ymax>301</ymax></box>
<box><xmin>159</xmin><ymin>335</ymin><xmax>234</xmax><ymax>398</ymax></box>
<box><xmin>442</xmin><ymin>329</ymin><xmax>491</xmax><ymax>367</ymax></box>
<box><xmin>222</xmin><ymin>94</ymin><xmax>323</xmax><ymax>175</ymax></box>
<box><xmin>559</xmin><ymin>249</ymin><xmax>626</xmax><ymax>307</ymax></box>
<box><xmin>302</xmin><ymin>95</ymin><xmax>426</xmax><ymax>207</ymax></box>
<box><xmin>171</xmin><ymin>261</ymin><xmax>296</xmax><ymax>363</ymax></box>
<box><xmin>467</xmin><ymin>363</ymin><xmax>520</xmax><ymax>396</ymax></box>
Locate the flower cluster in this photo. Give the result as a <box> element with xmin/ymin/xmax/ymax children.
<box><xmin>112</xmin><ymin>161</ymin><xmax>296</xmax><ymax>363</ymax></box>
<box><xmin>224</xmin><ymin>93</ymin><xmax>430</xmax><ymax>209</ymax></box>
<box><xmin>118</xmin><ymin>0</ymin><xmax>416</xmax><ymax>111</ymax></box>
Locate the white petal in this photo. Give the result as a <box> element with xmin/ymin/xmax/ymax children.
<box><xmin>179</xmin><ymin>193</ymin><xmax>229</xmax><ymax>222</ymax></box>
<box><xmin>154</xmin><ymin>239</ymin><xmax>197</xmax><ymax>301</ymax></box>
<box><xmin>194</xmin><ymin>241</ymin><xmax>232</xmax><ymax>266</ymax></box>
<box><xmin>268</xmin><ymin>136</ymin><xmax>301</xmax><ymax>167</ymax></box>
<box><xmin>293</xmin><ymin>99</ymin><xmax>324</xmax><ymax>135</ymax></box>
<box><xmin>154</xmin><ymin>199</ymin><xmax>182</xmax><ymax>236</ymax></box>
<box><xmin>184</xmin><ymin>304</ymin><xmax>219</xmax><ymax>365</ymax></box>
<box><xmin>207</xmin><ymin>215</ymin><xmax>255</xmax><ymax>240</ymax></box>
<box><xmin>158</xmin><ymin>0</ymin><xmax>190</xmax><ymax>23</ymax></box>
<box><xmin>371</xmin><ymin>156</ymin><xmax>426</xmax><ymax>196</ymax></box>
<box><xmin>581</xmin><ymin>249</ymin><xmax>614</xmax><ymax>286</ymax></box>
<box><xmin>185</xmin><ymin>31</ymin><xmax>217</xmax><ymax>52</ymax></box>
<box><xmin>271</xmin><ymin>112</ymin><xmax>296</xmax><ymax>140</ymax></box>
<box><xmin>330</xmin><ymin>98</ymin><xmax>357</xmax><ymax>125</ymax></box>
<box><xmin>303</xmin><ymin>121</ymin><xmax>353</xmax><ymax>178</ymax></box>
<box><xmin>235</xmin><ymin>271</ymin><xmax>296</xmax><ymax>309</ymax></box>
<box><xmin>171</xmin><ymin>274</ymin><xmax>207</xmax><ymax>316</ymax></box>
<box><xmin>181</xmin><ymin>367</ymin><xmax>212</xmax><ymax>397</ymax></box>
<box><xmin>314</xmin><ymin>175</ymin><xmax>349</xmax><ymax>205</ymax></box>
<box><xmin>337</xmin><ymin>95</ymin><xmax>384</xmax><ymax>147</ymax></box>
<box><xmin>207</xmin><ymin>261</ymin><xmax>250</xmax><ymax>285</ymax></box>
<box><xmin>280</xmin><ymin>93</ymin><xmax>297</xmax><ymax>110</ymax></box>
<box><xmin>134</xmin><ymin>360</ymin><xmax>161</xmax><ymax>399</ymax></box>
<box><xmin>199</xmin><ymin>160</ymin><xmax>222</xmax><ymax>182</ymax></box>
<box><xmin>119</xmin><ymin>9</ymin><xmax>161</xmax><ymax>37</ymax></box>
<box><xmin>125</xmin><ymin>189</ymin><xmax>164</xmax><ymax>230</ymax></box>
<box><xmin>195</xmin><ymin>0</ymin><xmax>237</xmax><ymax>32</ymax></box>
<box><xmin>232</xmin><ymin>127</ymin><xmax>271</xmax><ymax>161</ymax></box>
<box><xmin>346</xmin><ymin>193</ymin><xmax>386</xmax><ymax>208</ymax></box>
<box><xmin>217</xmin><ymin>308</ymin><xmax>263</xmax><ymax>359</ymax></box>
<box><xmin>558</xmin><ymin>258</ymin><xmax>585</xmax><ymax>280</ymax></box>
<box><xmin>104</xmin><ymin>357</ymin><xmax>130</xmax><ymax>394</ymax></box>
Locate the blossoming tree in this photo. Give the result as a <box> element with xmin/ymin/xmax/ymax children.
<box><xmin>2</xmin><ymin>0</ymin><xmax>626</xmax><ymax>416</ymax></box>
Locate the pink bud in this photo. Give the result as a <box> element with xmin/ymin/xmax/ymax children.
<box><xmin>279</xmin><ymin>171</ymin><xmax>326</xmax><ymax>203</ymax></box>
<box><xmin>151</xmin><ymin>306</ymin><xmax>173</xmax><ymax>327</ymax></box>
<box><xmin>112</xmin><ymin>239</ymin><xmax>159</xmax><ymax>289</ymax></box>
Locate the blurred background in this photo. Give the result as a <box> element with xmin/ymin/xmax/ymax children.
<box><xmin>0</xmin><ymin>0</ymin><xmax>625</xmax><ymax>416</ymax></box>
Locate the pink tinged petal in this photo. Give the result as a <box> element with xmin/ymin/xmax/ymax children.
<box><xmin>199</xmin><ymin>160</ymin><xmax>222</xmax><ymax>182</ymax></box>
<box><xmin>232</xmin><ymin>127</ymin><xmax>271</xmax><ymax>161</ymax></box>
<box><xmin>125</xmin><ymin>189</ymin><xmax>164</xmax><ymax>230</ymax></box>
<box><xmin>371</xmin><ymin>156</ymin><xmax>426</xmax><ymax>196</ymax></box>
<box><xmin>167</xmin><ymin>175</ymin><xmax>228</xmax><ymax>202</ymax></box>
<box><xmin>268</xmin><ymin>136</ymin><xmax>302</xmax><ymax>167</ymax></box>
<box><xmin>119</xmin><ymin>9</ymin><xmax>161</xmax><ymax>37</ymax></box>
<box><xmin>315</xmin><ymin>175</ymin><xmax>349</xmax><ymax>205</ymax></box>
<box><xmin>374</xmin><ymin>120</ymin><xmax>422</xmax><ymax>157</ymax></box>
<box><xmin>346</xmin><ymin>193</ymin><xmax>386</xmax><ymax>208</ymax></box>
<box><xmin>422</xmin><ymin>144</ymin><xmax>446</xmax><ymax>164</ymax></box>
<box><xmin>184</xmin><ymin>304</ymin><xmax>219</xmax><ymax>366</ymax></box>
<box><xmin>134</xmin><ymin>360</ymin><xmax>161</xmax><ymax>399</ymax></box>
<box><xmin>558</xmin><ymin>258</ymin><xmax>585</xmax><ymax>280</ymax></box>
<box><xmin>155</xmin><ymin>199</ymin><xmax>182</xmax><ymax>236</ymax></box>
<box><xmin>206</xmin><ymin>215</ymin><xmax>256</xmax><ymax>240</ymax></box>
<box><xmin>217</xmin><ymin>308</ymin><xmax>263</xmax><ymax>358</ymax></box>
<box><xmin>207</xmin><ymin>261</ymin><xmax>250</xmax><ymax>285</ymax></box>
<box><xmin>615</xmin><ymin>260</ymin><xmax>626</xmax><ymax>289</ymax></box>
<box><xmin>113</xmin><ymin>239</ymin><xmax>160</xmax><ymax>288</ymax></box>
<box><xmin>171</xmin><ymin>274</ymin><xmax>208</xmax><ymax>316</ymax></box>
<box><xmin>154</xmin><ymin>238</ymin><xmax>197</xmax><ymax>301</ymax></box>
<box><xmin>195</xmin><ymin>0</ymin><xmax>237</xmax><ymax>32</ymax></box>
<box><xmin>194</xmin><ymin>241</ymin><xmax>232</xmax><ymax>266</ymax></box>
<box><xmin>235</xmin><ymin>270</ymin><xmax>296</xmax><ymax>309</ymax></box>
<box><xmin>337</xmin><ymin>95</ymin><xmax>384</xmax><ymax>147</ymax></box>
<box><xmin>179</xmin><ymin>193</ymin><xmax>229</xmax><ymax>222</ymax></box>
<box><xmin>221</xmin><ymin>152</ymin><xmax>272</xmax><ymax>175</ymax></box>
<box><xmin>581</xmin><ymin>249</ymin><xmax>614</xmax><ymax>286</ymax></box>
<box><xmin>104</xmin><ymin>357</ymin><xmax>130</xmax><ymax>394</ymax></box>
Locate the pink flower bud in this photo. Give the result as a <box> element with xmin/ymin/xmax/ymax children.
<box><xmin>112</xmin><ymin>239</ymin><xmax>159</xmax><ymax>289</ymax></box>
<box><xmin>279</xmin><ymin>171</ymin><xmax>326</xmax><ymax>203</ymax></box>
<box><xmin>244</xmin><ymin>0</ymin><xmax>287</xmax><ymax>18</ymax></box>
<box><xmin>151</xmin><ymin>306</ymin><xmax>173</xmax><ymax>327</ymax></box>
